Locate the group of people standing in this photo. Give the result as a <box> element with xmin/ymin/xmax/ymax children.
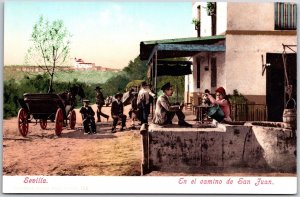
<box><xmin>79</xmin><ymin>81</ymin><xmax>232</xmax><ymax>134</ymax></box>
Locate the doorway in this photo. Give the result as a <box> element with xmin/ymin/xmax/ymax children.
<box><xmin>266</xmin><ymin>53</ymin><xmax>297</xmax><ymax>122</ymax></box>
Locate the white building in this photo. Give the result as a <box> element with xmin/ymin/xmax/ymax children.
<box><xmin>140</xmin><ymin>2</ymin><xmax>297</xmax><ymax>121</ymax></box>
<box><xmin>188</xmin><ymin>2</ymin><xmax>297</xmax><ymax>121</ymax></box>
<box><xmin>74</xmin><ymin>58</ymin><xmax>95</xmax><ymax>69</ymax></box>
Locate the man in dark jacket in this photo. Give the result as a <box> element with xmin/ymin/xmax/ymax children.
<box><xmin>111</xmin><ymin>93</ymin><xmax>127</xmax><ymax>133</ymax></box>
<box><xmin>95</xmin><ymin>86</ymin><xmax>109</xmax><ymax>122</ymax></box>
<box><xmin>137</xmin><ymin>81</ymin><xmax>155</xmax><ymax>124</ymax></box>
<box><xmin>80</xmin><ymin>99</ymin><xmax>96</xmax><ymax>134</ymax></box>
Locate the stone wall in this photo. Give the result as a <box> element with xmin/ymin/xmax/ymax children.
<box><xmin>140</xmin><ymin>123</ymin><xmax>296</xmax><ymax>175</ymax></box>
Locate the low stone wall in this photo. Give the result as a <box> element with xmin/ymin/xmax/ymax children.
<box><xmin>140</xmin><ymin>123</ymin><xmax>296</xmax><ymax>175</ymax></box>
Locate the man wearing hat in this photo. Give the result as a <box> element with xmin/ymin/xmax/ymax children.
<box><xmin>137</xmin><ymin>81</ymin><xmax>155</xmax><ymax>124</ymax></box>
<box><xmin>129</xmin><ymin>92</ymin><xmax>139</xmax><ymax>128</ymax></box>
<box><xmin>153</xmin><ymin>82</ymin><xmax>192</xmax><ymax>127</ymax></box>
<box><xmin>111</xmin><ymin>93</ymin><xmax>127</xmax><ymax>133</ymax></box>
<box><xmin>79</xmin><ymin>99</ymin><xmax>96</xmax><ymax>134</ymax></box>
<box><xmin>95</xmin><ymin>86</ymin><xmax>109</xmax><ymax>122</ymax></box>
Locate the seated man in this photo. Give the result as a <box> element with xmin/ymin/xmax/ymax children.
<box><xmin>111</xmin><ymin>93</ymin><xmax>127</xmax><ymax>133</ymax></box>
<box><xmin>153</xmin><ymin>82</ymin><xmax>192</xmax><ymax>127</ymax></box>
<box><xmin>79</xmin><ymin>99</ymin><xmax>96</xmax><ymax>134</ymax></box>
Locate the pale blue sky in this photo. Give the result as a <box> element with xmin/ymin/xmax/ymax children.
<box><xmin>4</xmin><ymin>1</ymin><xmax>195</xmax><ymax>68</ymax></box>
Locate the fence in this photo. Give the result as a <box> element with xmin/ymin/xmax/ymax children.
<box><xmin>231</xmin><ymin>103</ymin><xmax>267</xmax><ymax>121</ymax></box>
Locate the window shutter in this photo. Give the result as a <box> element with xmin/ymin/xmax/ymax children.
<box><xmin>275</xmin><ymin>3</ymin><xmax>297</xmax><ymax>30</ymax></box>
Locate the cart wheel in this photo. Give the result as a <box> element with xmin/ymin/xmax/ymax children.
<box><xmin>18</xmin><ymin>108</ymin><xmax>29</xmax><ymax>137</ymax></box>
<box><xmin>69</xmin><ymin>110</ymin><xmax>76</xmax><ymax>129</ymax></box>
<box><xmin>55</xmin><ymin>108</ymin><xmax>63</xmax><ymax>136</ymax></box>
<box><xmin>40</xmin><ymin>119</ymin><xmax>47</xmax><ymax>129</ymax></box>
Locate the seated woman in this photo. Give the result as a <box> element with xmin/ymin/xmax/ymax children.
<box><xmin>206</xmin><ymin>87</ymin><xmax>232</xmax><ymax>122</ymax></box>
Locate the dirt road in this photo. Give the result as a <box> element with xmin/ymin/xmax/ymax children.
<box><xmin>3</xmin><ymin>105</ymin><xmax>142</xmax><ymax>176</ymax></box>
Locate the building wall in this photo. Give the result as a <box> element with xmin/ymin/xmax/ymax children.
<box><xmin>227</xmin><ymin>3</ymin><xmax>274</xmax><ymax>31</ymax></box>
<box><xmin>186</xmin><ymin>2</ymin><xmax>228</xmax><ymax>105</ymax></box>
<box><xmin>216</xmin><ymin>2</ymin><xmax>227</xmax><ymax>35</ymax></box>
<box><xmin>225</xmin><ymin>2</ymin><xmax>297</xmax><ymax>104</ymax></box>
<box><xmin>192</xmin><ymin>52</ymin><xmax>226</xmax><ymax>92</ymax></box>
<box><xmin>186</xmin><ymin>2</ymin><xmax>297</xmax><ymax>105</ymax></box>
<box><xmin>192</xmin><ymin>2</ymin><xmax>227</xmax><ymax>37</ymax></box>
<box><xmin>185</xmin><ymin>44</ymin><xmax>226</xmax><ymax>105</ymax></box>
<box><xmin>225</xmin><ymin>34</ymin><xmax>296</xmax><ymax>104</ymax></box>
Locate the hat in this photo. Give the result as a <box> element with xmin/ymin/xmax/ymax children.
<box><xmin>141</xmin><ymin>81</ymin><xmax>148</xmax><ymax>87</ymax></box>
<box><xmin>161</xmin><ymin>82</ymin><xmax>172</xmax><ymax>91</ymax></box>
<box><xmin>95</xmin><ymin>86</ymin><xmax>102</xmax><ymax>90</ymax></box>
<box><xmin>215</xmin><ymin>87</ymin><xmax>226</xmax><ymax>96</ymax></box>
<box><xmin>82</xmin><ymin>99</ymin><xmax>90</xmax><ymax>103</ymax></box>
<box><xmin>115</xmin><ymin>92</ymin><xmax>123</xmax><ymax>98</ymax></box>
<box><xmin>204</xmin><ymin>89</ymin><xmax>210</xmax><ymax>94</ymax></box>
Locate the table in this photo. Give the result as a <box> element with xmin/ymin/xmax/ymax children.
<box><xmin>193</xmin><ymin>105</ymin><xmax>211</xmax><ymax>123</ymax></box>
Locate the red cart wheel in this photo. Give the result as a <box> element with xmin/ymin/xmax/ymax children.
<box><xmin>55</xmin><ymin>108</ymin><xmax>63</xmax><ymax>136</ymax></box>
<box><xmin>40</xmin><ymin>119</ymin><xmax>47</xmax><ymax>129</ymax></box>
<box><xmin>18</xmin><ymin>108</ymin><xmax>29</xmax><ymax>137</ymax></box>
<box><xmin>69</xmin><ymin>110</ymin><xmax>76</xmax><ymax>129</ymax></box>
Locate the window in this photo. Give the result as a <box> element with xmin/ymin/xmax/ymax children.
<box><xmin>211</xmin><ymin>57</ymin><xmax>217</xmax><ymax>87</ymax></box>
<box><xmin>197</xmin><ymin>58</ymin><xmax>200</xmax><ymax>89</ymax></box>
<box><xmin>275</xmin><ymin>3</ymin><xmax>297</xmax><ymax>30</ymax></box>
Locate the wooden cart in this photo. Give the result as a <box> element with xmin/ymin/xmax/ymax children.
<box><xmin>17</xmin><ymin>93</ymin><xmax>76</xmax><ymax>137</ymax></box>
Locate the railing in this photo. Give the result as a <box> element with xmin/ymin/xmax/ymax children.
<box><xmin>231</xmin><ymin>103</ymin><xmax>267</xmax><ymax>121</ymax></box>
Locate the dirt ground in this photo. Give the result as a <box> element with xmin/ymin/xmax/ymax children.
<box><xmin>3</xmin><ymin>105</ymin><xmax>142</xmax><ymax>176</ymax></box>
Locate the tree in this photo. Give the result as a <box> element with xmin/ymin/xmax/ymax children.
<box><xmin>101</xmin><ymin>73</ymin><xmax>130</xmax><ymax>97</ymax></box>
<box><xmin>25</xmin><ymin>15</ymin><xmax>71</xmax><ymax>93</ymax></box>
<box><xmin>123</xmin><ymin>56</ymin><xmax>147</xmax><ymax>80</ymax></box>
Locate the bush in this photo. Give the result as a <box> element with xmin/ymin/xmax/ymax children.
<box><xmin>228</xmin><ymin>89</ymin><xmax>247</xmax><ymax>104</ymax></box>
<box><xmin>157</xmin><ymin>75</ymin><xmax>185</xmax><ymax>103</ymax></box>
<box><xmin>3</xmin><ymin>75</ymin><xmax>96</xmax><ymax>119</ymax></box>
<box><xmin>125</xmin><ymin>80</ymin><xmax>144</xmax><ymax>92</ymax></box>
<box><xmin>101</xmin><ymin>73</ymin><xmax>130</xmax><ymax>97</ymax></box>
<box><xmin>4</xmin><ymin>79</ymin><xmax>21</xmax><ymax>118</ymax></box>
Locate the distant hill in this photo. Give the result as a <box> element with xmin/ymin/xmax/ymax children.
<box><xmin>4</xmin><ymin>65</ymin><xmax>121</xmax><ymax>72</ymax></box>
<box><xmin>4</xmin><ymin>66</ymin><xmax>120</xmax><ymax>84</ymax></box>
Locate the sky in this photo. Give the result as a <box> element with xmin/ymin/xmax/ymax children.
<box><xmin>4</xmin><ymin>1</ymin><xmax>195</xmax><ymax>69</ymax></box>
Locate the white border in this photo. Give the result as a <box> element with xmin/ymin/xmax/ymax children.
<box><xmin>2</xmin><ymin>176</ymin><xmax>298</xmax><ymax>194</ymax></box>
<box><xmin>1</xmin><ymin>0</ymin><xmax>300</xmax><ymax>196</ymax></box>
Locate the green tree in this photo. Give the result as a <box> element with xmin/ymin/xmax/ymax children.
<box><xmin>101</xmin><ymin>73</ymin><xmax>130</xmax><ymax>97</ymax></box>
<box><xmin>123</xmin><ymin>56</ymin><xmax>147</xmax><ymax>80</ymax></box>
<box><xmin>157</xmin><ymin>75</ymin><xmax>185</xmax><ymax>103</ymax></box>
<box><xmin>25</xmin><ymin>15</ymin><xmax>72</xmax><ymax>93</ymax></box>
<box><xmin>4</xmin><ymin>79</ymin><xmax>21</xmax><ymax>118</ymax></box>
<box><xmin>155</xmin><ymin>57</ymin><xmax>188</xmax><ymax>103</ymax></box>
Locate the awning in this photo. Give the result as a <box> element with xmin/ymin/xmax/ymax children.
<box><xmin>156</xmin><ymin>60</ymin><xmax>192</xmax><ymax>76</ymax></box>
<box><xmin>140</xmin><ymin>35</ymin><xmax>226</xmax><ymax>61</ymax></box>
<box><xmin>140</xmin><ymin>35</ymin><xmax>226</xmax><ymax>92</ymax></box>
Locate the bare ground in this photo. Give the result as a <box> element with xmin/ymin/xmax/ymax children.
<box><xmin>3</xmin><ymin>105</ymin><xmax>142</xmax><ymax>176</ymax></box>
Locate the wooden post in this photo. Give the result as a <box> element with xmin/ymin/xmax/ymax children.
<box><xmin>154</xmin><ymin>51</ymin><xmax>158</xmax><ymax>94</ymax></box>
<box><xmin>140</xmin><ymin>123</ymin><xmax>149</xmax><ymax>175</ymax></box>
<box><xmin>151</xmin><ymin>59</ymin><xmax>154</xmax><ymax>118</ymax></box>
